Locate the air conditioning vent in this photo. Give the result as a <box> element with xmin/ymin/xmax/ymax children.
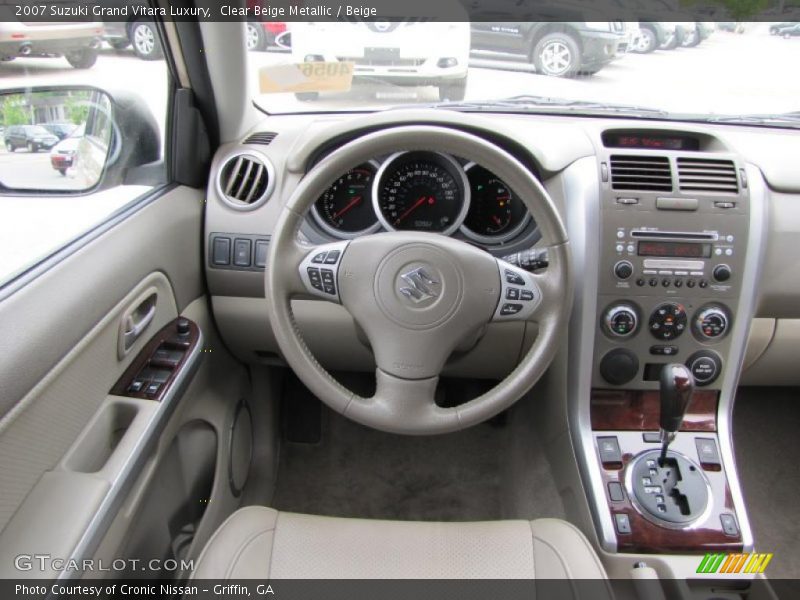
<box><xmin>243</xmin><ymin>131</ymin><xmax>277</xmax><ymax>146</ymax></box>
<box><xmin>677</xmin><ymin>158</ymin><xmax>738</xmax><ymax>194</ymax></box>
<box><xmin>610</xmin><ymin>155</ymin><xmax>672</xmax><ymax>192</ymax></box>
<box><xmin>217</xmin><ymin>153</ymin><xmax>274</xmax><ymax>209</ymax></box>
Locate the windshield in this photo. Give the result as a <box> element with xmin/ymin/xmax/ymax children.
<box><xmin>251</xmin><ymin>21</ymin><xmax>800</xmax><ymax>122</ymax></box>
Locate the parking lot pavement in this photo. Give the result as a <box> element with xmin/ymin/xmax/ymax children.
<box><xmin>0</xmin><ymin>147</ymin><xmax>88</xmax><ymax>191</ymax></box>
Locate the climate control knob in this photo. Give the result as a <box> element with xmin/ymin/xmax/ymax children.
<box><xmin>614</xmin><ymin>260</ymin><xmax>634</xmax><ymax>280</ymax></box>
<box><xmin>603</xmin><ymin>303</ymin><xmax>639</xmax><ymax>338</ymax></box>
<box><xmin>649</xmin><ymin>302</ymin><xmax>687</xmax><ymax>341</ymax></box>
<box><xmin>693</xmin><ymin>306</ymin><xmax>730</xmax><ymax>341</ymax></box>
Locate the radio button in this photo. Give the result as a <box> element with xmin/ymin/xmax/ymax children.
<box><xmin>649</xmin><ymin>278</ymin><xmax>658</xmax><ymax>287</ymax></box>
<box><xmin>636</xmin><ymin>278</ymin><xmax>645</xmax><ymax>287</ymax></box>
<box><xmin>686</xmin><ymin>280</ymin><xmax>696</xmax><ymax>288</ymax></box>
<box><xmin>690</xmin><ymin>271</ymin><xmax>704</xmax><ymax>277</ymax></box>
<box><xmin>699</xmin><ymin>280</ymin><xmax>709</xmax><ymax>288</ymax></box>
<box><xmin>674</xmin><ymin>270</ymin><xmax>689</xmax><ymax>276</ymax></box>
<box><xmin>674</xmin><ymin>279</ymin><xmax>684</xmax><ymax>288</ymax></box>
<box><xmin>713</xmin><ymin>265</ymin><xmax>732</xmax><ymax>282</ymax></box>
<box><xmin>662</xmin><ymin>279</ymin><xmax>671</xmax><ymax>287</ymax></box>
<box><xmin>614</xmin><ymin>260</ymin><xmax>634</xmax><ymax>280</ymax></box>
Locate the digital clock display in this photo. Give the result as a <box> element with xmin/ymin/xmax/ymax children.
<box><xmin>638</xmin><ymin>241</ymin><xmax>711</xmax><ymax>258</ymax></box>
<box><xmin>603</xmin><ymin>132</ymin><xmax>701</xmax><ymax>151</ymax></box>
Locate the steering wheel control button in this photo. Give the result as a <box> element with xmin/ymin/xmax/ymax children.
<box><xmin>307</xmin><ymin>268</ymin><xmax>323</xmax><ymax>291</ymax></box>
<box><xmin>686</xmin><ymin>350</ymin><xmax>723</xmax><ymax>386</ymax></box>
<box><xmin>649</xmin><ymin>302</ymin><xmax>687</xmax><ymax>341</ymax></box>
<box><xmin>299</xmin><ymin>241</ymin><xmax>349</xmax><ymax>303</ymax></box>
<box><xmin>493</xmin><ymin>261</ymin><xmax>541</xmax><ymax>321</ymax></box>
<box><xmin>504</xmin><ymin>269</ymin><xmax>525</xmax><ymax>285</ymax></box>
<box><xmin>603</xmin><ymin>303</ymin><xmax>639</xmax><ymax>338</ymax></box>
<box><xmin>693</xmin><ymin>305</ymin><xmax>730</xmax><ymax>340</ymax></box>
<box><xmin>233</xmin><ymin>238</ymin><xmax>252</xmax><ymax>267</ymax></box>
<box><xmin>500</xmin><ymin>303</ymin><xmax>523</xmax><ymax>316</ymax></box>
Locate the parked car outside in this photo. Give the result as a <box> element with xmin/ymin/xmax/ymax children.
<box><xmin>49</xmin><ymin>123</ymin><xmax>85</xmax><ymax>175</ymax></box>
<box><xmin>42</xmin><ymin>122</ymin><xmax>78</xmax><ymax>141</ymax></box>
<box><xmin>0</xmin><ymin>21</ymin><xmax>102</xmax><ymax>68</ymax></box>
<box><xmin>103</xmin><ymin>19</ymin><xmax>163</xmax><ymax>60</ymax></box>
<box><xmin>769</xmin><ymin>22</ymin><xmax>799</xmax><ymax>34</ymax></box>
<box><xmin>629</xmin><ymin>22</ymin><xmax>677</xmax><ymax>53</ymax></box>
<box><xmin>4</xmin><ymin>124</ymin><xmax>60</xmax><ymax>153</ymax></box>
<box><xmin>779</xmin><ymin>23</ymin><xmax>800</xmax><ymax>37</ymax></box>
<box><xmin>291</xmin><ymin>21</ymin><xmax>470</xmax><ymax>101</ymax></box>
<box><xmin>471</xmin><ymin>22</ymin><xmax>624</xmax><ymax>77</ymax></box>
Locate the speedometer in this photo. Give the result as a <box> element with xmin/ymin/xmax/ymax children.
<box><xmin>373</xmin><ymin>152</ymin><xmax>469</xmax><ymax>235</ymax></box>
<box><xmin>311</xmin><ymin>161</ymin><xmax>381</xmax><ymax>238</ymax></box>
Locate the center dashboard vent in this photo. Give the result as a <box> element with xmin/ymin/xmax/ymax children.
<box><xmin>677</xmin><ymin>158</ymin><xmax>739</xmax><ymax>194</ymax></box>
<box><xmin>609</xmin><ymin>155</ymin><xmax>672</xmax><ymax>192</ymax></box>
<box><xmin>243</xmin><ymin>131</ymin><xmax>277</xmax><ymax>146</ymax></box>
<box><xmin>217</xmin><ymin>153</ymin><xmax>274</xmax><ymax>209</ymax></box>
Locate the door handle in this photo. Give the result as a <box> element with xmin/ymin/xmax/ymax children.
<box><xmin>120</xmin><ymin>292</ymin><xmax>157</xmax><ymax>356</ymax></box>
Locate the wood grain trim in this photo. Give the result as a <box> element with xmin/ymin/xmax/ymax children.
<box><xmin>591</xmin><ymin>388</ymin><xmax>719</xmax><ymax>432</ymax></box>
<box><xmin>110</xmin><ymin>318</ymin><xmax>200</xmax><ymax>401</ymax></box>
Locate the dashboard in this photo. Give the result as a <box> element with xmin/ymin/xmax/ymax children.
<box><xmin>306</xmin><ymin>151</ymin><xmax>536</xmax><ymax>248</ymax></box>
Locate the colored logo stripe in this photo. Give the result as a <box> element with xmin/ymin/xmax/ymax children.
<box><xmin>697</xmin><ymin>553</ymin><xmax>773</xmax><ymax>574</ymax></box>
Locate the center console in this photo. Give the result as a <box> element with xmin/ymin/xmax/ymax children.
<box><xmin>567</xmin><ymin>134</ymin><xmax>766</xmax><ymax>557</ymax></box>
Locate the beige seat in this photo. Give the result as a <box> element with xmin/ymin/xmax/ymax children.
<box><xmin>192</xmin><ymin>506</ymin><xmax>612</xmax><ymax>593</ymax></box>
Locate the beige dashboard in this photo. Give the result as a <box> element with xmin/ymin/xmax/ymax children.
<box><xmin>203</xmin><ymin>109</ymin><xmax>800</xmax><ymax>385</ymax></box>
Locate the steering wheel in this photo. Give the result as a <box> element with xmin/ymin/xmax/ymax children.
<box><xmin>266</xmin><ymin>125</ymin><xmax>571</xmax><ymax>435</ymax></box>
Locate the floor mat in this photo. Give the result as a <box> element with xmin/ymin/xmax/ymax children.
<box><xmin>734</xmin><ymin>386</ymin><xmax>800</xmax><ymax>580</ymax></box>
<box><xmin>271</xmin><ymin>375</ymin><xmax>564</xmax><ymax>522</ymax></box>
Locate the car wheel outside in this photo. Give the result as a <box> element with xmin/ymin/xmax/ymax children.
<box><xmin>437</xmin><ymin>77</ymin><xmax>467</xmax><ymax>101</ymax></box>
<box><xmin>246</xmin><ymin>22</ymin><xmax>268</xmax><ymax>51</ymax></box>
<box><xmin>634</xmin><ymin>27</ymin><xmax>658</xmax><ymax>53</ymax></box>
<box><xmin>6</xmin><ymin>142</ymin><xmax>14</xmax><ymax>152</ymax></box>
<box><xmin>532</xmin><ymin>33</ymin><xmax>580</xmax><ymax>77</ymax></box>
<box><xmin>660</xmin><ymin>32</ymin><xmax>679</xmax><ymax>50</ymax></box>
<box><xmin>65</xmin><ymin>48</ymin><xmax>98</xmax><ymax>69</ymax></box>
<box><xmin>27</xmin><ymin>142</ymin><xmax>37</xmax><ymax>153</ymax></box>
<box><xmin>58</xmin><ymin>168</ymin><xmax>67</xmax><ymax>176</ymax></box>
<box><xmin>131</xmin><ymin>21</ymin><xmax>163</xmax><ymax>60</ymax></box>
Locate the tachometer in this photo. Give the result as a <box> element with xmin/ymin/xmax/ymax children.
<box><xmin>311</xmin><ymin>161</ymin><xmax>381</xmax><ymax>238</ymax></box>
<box><xmin>373</xmin><ymin>152</ymin><xmax>469</xmax><ymax>235</ymax></box>
<box><xmin>461</xmin><ymin>163</ymin><xmax>530</xmax><ymax>244</ymax></box>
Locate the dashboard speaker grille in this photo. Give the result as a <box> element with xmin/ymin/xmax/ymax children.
<box><xmin>218</xmin><ymin>154</ymin><xmax>272</xmax><ymax>208</ymax></box>
<box><xmin>610</xmin><ymin>155</ymin><xmax>672</xmax><ymax>192</ymax></box>
<box><xmin>677</xmin><ymin>158</ymin><xmax>739</xmax><ymax>194</ymax></box>
<box><xmin>243</xmin><ymin>131</ymin><xmax>277</xmax><ymax>145</ymax></box>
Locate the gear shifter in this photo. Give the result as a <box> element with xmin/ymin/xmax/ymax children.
<box><xmin>658</xmin><ymin>363</ymin><xmax>694</xmax><ymax>465</ymax></box>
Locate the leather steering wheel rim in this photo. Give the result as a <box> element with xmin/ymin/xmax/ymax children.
<box><xmin>266</xmin><ymin>125</ymin><xmax>572</xmax><ymax>435</ymax></box>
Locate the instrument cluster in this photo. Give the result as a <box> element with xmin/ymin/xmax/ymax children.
<box><xmin>309</xmin><ymin>151</ymin><xmax>534</xmax><ymax>245</ymax></box>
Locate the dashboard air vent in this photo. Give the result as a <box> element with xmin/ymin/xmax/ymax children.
<box><xmin>610</xmin><ymin>155</ymin><xmax>672</xmax><ymax>192</ymax></box>
<box><xmin>217</xmin><ymin>153</ymin><xmax>273</xmax><ymax>209</ymax></box>
<box><xmin>243</xmin><ymin>131</ymin><xmax>277</xmax><ymax>146</ymax></box>
<box><xmin>677</xmin><ymin>158</ymin><xmax>738</xmax><ymax>194</ymax></box>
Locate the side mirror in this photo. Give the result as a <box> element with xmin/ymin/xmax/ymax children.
<box><xmin>0</xmin><ymin>86</ymin><xmax>160</xmax><ymax>193</ymax></box>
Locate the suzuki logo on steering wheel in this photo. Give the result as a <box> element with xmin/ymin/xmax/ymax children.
<box><xmin>398</xmin><ymin>267</ymin><xmax>439</xmax><ymax>303</ymax></box>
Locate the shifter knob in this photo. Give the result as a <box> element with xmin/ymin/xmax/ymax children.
<box><xmin>659</xmin><ymin>363</ymin><xmax>694</xmax><ymax>433</ymax></box>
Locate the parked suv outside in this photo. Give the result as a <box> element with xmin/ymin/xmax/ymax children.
<box><xmin>0</xmin><ymin>21</ymin><xmax>102</xmax><ymax>68</ymax></box>
<box><xmin>103</xmin><ymin>19</ymin><xmax>163</xmax><ymax>60</ymax></box>
<box><xmin>4</xmin><ymin>125</ymin><xmax>60</xmax><ymax>153</ymax></box>
<box><xmin>471</xmin><ymin>22</ymin><xmax>624</xmax><ymax>77</ymax></box>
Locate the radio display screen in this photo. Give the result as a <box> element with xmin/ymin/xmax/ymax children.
<box><xmin>637</xmin><ymin>241</ymin><xmax>711</xmax><ymax>258</ymax></box>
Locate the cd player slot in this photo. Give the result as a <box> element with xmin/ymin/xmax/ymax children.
<box><xmin>630</xmin><ymin>231</ymin><xmax>718</xmax><ymax>241</ymax></box>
